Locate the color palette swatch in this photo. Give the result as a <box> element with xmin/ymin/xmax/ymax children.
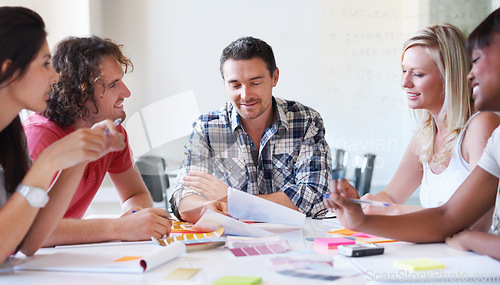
<box><xmin>171</xmin><ymin>221</ymin><xmax>202</xmax><ymax>234</ymax></box>
<box><xmin>271</xmin><ymin>253</ymin><xmax>359</xmax><ymax>281</ymax></box>
<box><xmin>226</xmin><ymin>236</ymin><xmax>290</xmax><ymax>257</ymax></box>
<box><xmin>277</xmin><ymin>269</ymin><xmax>340</xmax><ymax>281</ymax></box>
<box><xmin>229</xmin><ymin>242</ymin><xmax>289</xmax><ymax>257</ymax></box>
<box><xmin>155</xmin><ymin>227</ymin><xmax>225</xmax><ymax>246</ymax></box>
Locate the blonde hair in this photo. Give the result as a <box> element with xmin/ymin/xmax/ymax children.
<box><xmin>402</xmin><ymin>24</ymin><xmax>473</xmax><ymax>165</ymax></box>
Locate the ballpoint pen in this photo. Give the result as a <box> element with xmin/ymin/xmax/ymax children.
<box><xmin>323</xmin><ymin>193</ymin><xmax>390</xmax><ymax>207</ymax></box>
<box><xmin>131</xmin><ymin>210</ymin><xmax>177</xmax><ymax>221</ymax></box>
<box><xmin>104</xmin><ymin>118</ymin><xmax>122</xmax><ymax>134</ymax></box>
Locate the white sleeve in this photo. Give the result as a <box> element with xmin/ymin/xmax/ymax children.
<box><xmin>478</xmin><ymin>126</ymin><xmax>500</xmax><ymax>178</ymax></box>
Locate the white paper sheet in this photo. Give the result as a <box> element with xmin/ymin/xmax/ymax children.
<box><xmin>227</xmin><ymin>188</ymin><xmax>306</xmax><ymax>227</ymax></box>
<box><xmin>15</xmin><ymin>242</ymin><xmax>185</xmax><ymax>273</ymax></box>
<box><xmin>192</xmin><ymin>210</ymin><xmax>273</xmax><ymax>237</ymax></box>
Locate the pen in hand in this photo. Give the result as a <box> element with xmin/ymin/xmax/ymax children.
<box><xmin>104</xmin><ymin>118</ymin><xmax>122</xmax><ymax>134</ymax></box>
<box><xmin>131</xmin><ymin>210</ymin><xmax>178</xmax><ymax>221</ymax></box>
<box><xmin>323</xmin><ymin>193</ymin><xmax>390</xmax><ymax>207</ymax></box>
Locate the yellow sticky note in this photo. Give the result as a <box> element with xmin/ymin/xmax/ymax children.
<box><xmin>214</xmin><ymin>275</ymin><xmax>262</xmax><ymax>285</ymax></box>
<box><xmin>114</xmin><ymin>256</ymin><xmax>143</xmax><ymax>262</ymax></box>
<box><xmin>164</xmin><ymin>268</ymin><xmax>201</xmax><ymax>280</ymax></box>
<box><xmin>393</xmin><ymin>258</ymin><xmax>445</xmax><ymax>271</ymax></box>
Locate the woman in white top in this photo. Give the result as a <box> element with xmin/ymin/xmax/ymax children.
<box><xmin>0</xmin><ymin>7</ymin><xmax>125</xmax><ymax>263</ymax></box>
<box><xmin>359</xmin><ymin>24</ymin><xmax>500</xmax><ymax>231</ymax></box>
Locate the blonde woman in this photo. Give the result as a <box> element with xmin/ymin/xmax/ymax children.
<box><xmin>358</xmin><ymin>24</ymin><xmax>500</xmax><ymax>231</ymax></box>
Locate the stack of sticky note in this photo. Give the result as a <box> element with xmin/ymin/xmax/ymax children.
<box><xmin>328</xmin><ymin>228</ymin><xmax>397</xmax><ymax>243</ymax></box>
<box><xmin>393</xmin><ymin>258</ymin><xmax>445</xmax><ymax>271</ymax></box>
<box><xmin>314</xmin><ymin>237</ymin><xmax>355</xmax><ymax>249</ymax></box>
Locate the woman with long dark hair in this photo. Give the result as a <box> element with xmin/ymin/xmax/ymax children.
<box><xmin>0</xmin><ymin>6</ymin><xmax>124</xmax><ymax>263</ymax></box>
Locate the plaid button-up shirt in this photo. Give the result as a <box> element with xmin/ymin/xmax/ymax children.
<box><xmin>170</xmin><ymin>97</ymin><xmax>332</xmax><ymax>218</ymax></box>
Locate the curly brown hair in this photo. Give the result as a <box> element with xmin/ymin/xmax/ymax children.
<box><xmin>44</xmin><ymin>36</ymin><xmax>133</xmax><ymax>127</ymax></box>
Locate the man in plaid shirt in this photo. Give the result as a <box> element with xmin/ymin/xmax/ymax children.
<box><xmin>170</xmin><ymin>36</ymin><xmax>332</xmax><ymax>223</ymax></box>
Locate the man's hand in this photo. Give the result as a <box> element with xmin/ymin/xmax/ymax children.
<box><xmin>201</xmin><ymin>200</ymin><xmax>229</xmax><ymax>216</ymax></box>
<box><xmin>183</xmin><ymin>170</ymin><xmax>229</xmax><ymax>202</ymax></box>
<box><xmin>121</xmin><ymin>206</ymin><xmax>145</xmax><ymax>217</ymax></box>
<box><xmin>115</xmin><ymin>208</ymin><xmax>172</xmax><ymax>240</ymax></box>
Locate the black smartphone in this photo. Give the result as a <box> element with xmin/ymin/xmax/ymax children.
<box><xmin>338</xmin><ymin>243</ymin><xmax>384</xmax><ymax>257</ymax></box>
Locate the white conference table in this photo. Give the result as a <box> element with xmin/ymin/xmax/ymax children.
<box><xmin>2</xmin><ymin>217</ymin><xmax>500</xmax><ymax>285</ymax></box>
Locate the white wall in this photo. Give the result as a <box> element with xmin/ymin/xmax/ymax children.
<box><xmin>94</xmin><ymin>0</ymin><xmax>492</xmax><ymax>187</ymax></box>
<box><xmin>0</xmin><ymin>0</ymin><xmax>90</xmax><ymax>47</ymax></box>
<box><xmin>1</xmin><ymin>0</ymin><xmax>495</xmax><ymax>189</ymax></box>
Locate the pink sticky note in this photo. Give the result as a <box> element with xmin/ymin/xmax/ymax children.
<box><xmin>351</xmin><ymin>232</ymin><xmax>378</xmax><ymax>238</ymax></box>
<box><xmin>314</xmin><ymin>237</ymin><xmax>355</xmax><ymax>249</ymax></box>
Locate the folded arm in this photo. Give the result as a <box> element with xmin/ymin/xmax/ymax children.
<box><xmin>16</xmin><ymin>120</ymin><xmax>125</xmax><ymax>256</ymax></box>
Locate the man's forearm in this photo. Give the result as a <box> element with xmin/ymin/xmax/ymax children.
<box><xmin>121</xmin><ymin>192</ymin><xmax>153</xmax><ymax>213</ymax></box>
<box><xmin>256</xmin><ymin>191</ymin><xmax>298</xmax><ymax>211</ymax></box>
<box><xmin>177</xmin><ymin>195</ymin><xmax>210</xmax><ymax>223</ymax></box>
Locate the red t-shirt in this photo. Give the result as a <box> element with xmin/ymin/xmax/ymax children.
<box><xmin>23</xmin><ymin>113</ymin><xmax>133</xmax><ymax>219</ymax></box>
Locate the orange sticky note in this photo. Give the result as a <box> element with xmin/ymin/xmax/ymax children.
<box><xmin>114</xmin><ymin>256</ymin><xmax>143</xmax><ymax>262</ymax></box>
<box><xmin>329</xmin><ymin>228</ymin><xmax>358</xmax><ymax>235</ymax></box>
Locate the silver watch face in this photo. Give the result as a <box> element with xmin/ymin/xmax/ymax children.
<box><xmin>29</xmin><ymin>189</ymin><xmax>47</xmax><ymax>204</ymax></box>
<box><xmin>17</xmin><ymin>185</ymin><xmax>49</xmax><ymax>207</ymax></box>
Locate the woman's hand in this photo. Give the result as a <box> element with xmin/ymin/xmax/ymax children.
<box><xmin>360</xmin><ymin>193</ymin><xmax>394</xmax><ymax>215</ymax></box>
<box><xmin>37</xmin><ymin>119</ymin><xmax>126</xmax><ymax>173</ymax></box>
<box><xmin>445</xmin><ymin>230</ymin><xmax>472</xmax><ymax>251</ymax></box>
<box><xmin>324</xmin><ymin>179</ymin><xmax>367</xmax><ymax>230</ymax></box>
<box><xmin>91</xmin><ymin>119</ymin><xmax>126</xmax><ymax>152</ymax></box>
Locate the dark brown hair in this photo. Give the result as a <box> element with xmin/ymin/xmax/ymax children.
<box><xmin>220</xmin><ymin>36</ymin><xmax>277</xmax><ymax>79</ymax></box>
<box><xmin>466</xmin><ymin>7</ymin><xmax>500</xmax><ymax>57</ymax></box>
<box><xmin>0</xmin><ymin>6</ymin><xmax>46</xmax><ymax>193</ymax></box>
<box><xmin>0</xmin><ymin>6</ymin><xmax>47</xmax><ymax>193</ymax></box>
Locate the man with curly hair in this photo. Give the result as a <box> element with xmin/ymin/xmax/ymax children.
<box><xmin>23</xmin><ymin>36</ymin><xmax>172</xmax><ymax>246</ymax></box>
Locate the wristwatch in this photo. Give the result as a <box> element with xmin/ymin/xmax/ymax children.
<box><xmin>16</xmin><ymin>184</ymin><xmax>49</xmax><ymax>208</ymax></box>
